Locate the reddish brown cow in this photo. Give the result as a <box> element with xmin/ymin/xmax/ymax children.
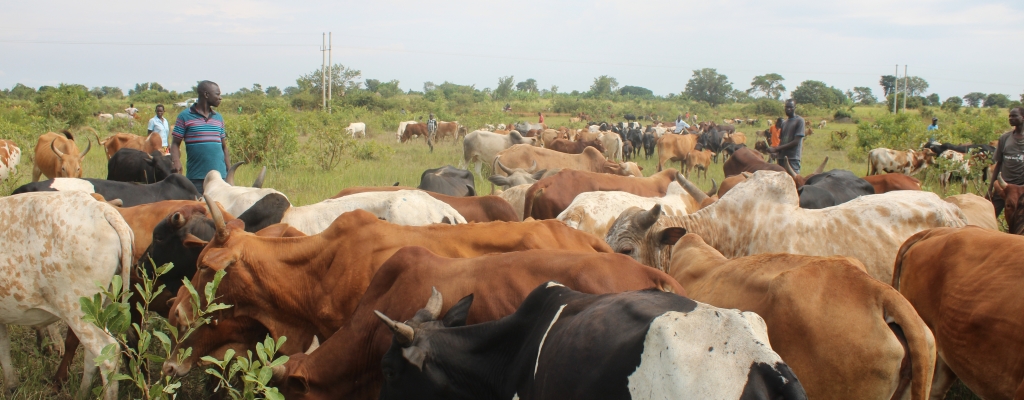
<box><xmin>400</xmin><ymin>123</ymin><xmax>430</xmax><ymax>145</ymax></box>
<box><xmin>161</xmin><ymin>207</ymin><xmax>611</xmax><ymax>377</ymax></box>
<box><xmin>893</xmin><ymin>227</ymin><xmax>1024</xmax><ymax>399</ymax></box>
<box><xmin>432</xmin><ymin>122</ymin><xmax>463</xmax><ymax>142</ymax></box>
<box><xmin>271</xmin><ymin>247</ymin><xmax>684</xmax><ymax>399</ymax></box>
<box><xmin>96</xmin><ymin>132</ymin><xmax>164</xmax><ymax>159</ymax></box>
<box><xmin>331</xmin><ymin>186</ymin><xmax>519</xmax><ymax>222</ymax></box>
<box><xmin>546</xmin><ymin>138</ymin><xmax>605</xmax><ymax>154</ymax></box>
<box><xmin>32</xmin><ymin>131</ymin><xmax>91</xmax><ymax>181</ymax></box>
<box><xmin>861</xmin><ymin>174</ymin><xmax>922</xmax><ymax>194</ymax></box>
<box><xmin>523</xmin><ymin>168</ymin><xmax>678</xmax><ymax>220</ymax></box>
<box><xmin>993</xmin><ymin>177</ymin><xmax>1024</xmax><ymax>235</ymax></box>
<box><xmin>722</xmin><ymin>147</ymin><xmax>785</xmax><ymax>177</ymax></box>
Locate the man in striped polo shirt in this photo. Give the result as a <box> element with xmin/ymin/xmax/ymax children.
<box><xmin>170</xmin><ymin>80</ymin><xmax>231</xmax><ymax>194</ymax></box>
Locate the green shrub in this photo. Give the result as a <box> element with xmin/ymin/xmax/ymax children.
<box><xmin>828</xmin><ymin>130</ymin><xmax>849</xmax><ymax>151</ymax></box>
<box><xmin>307</xmin><ymin>128</ymin><xmax>354</xmax><ymax>171</ymax></box>
<box><xmin>34</xmin><ymin>83</ymin><xmax>96</xmax><ymax>127</ymax></box>
<box><xmin>228</xmin><ymin>108</ymin><xmax>298</xmax><ymax>168</ymax></box>
<box><xmin>353</xmin><ymin>140</ymin><xmax>394</xmax><ymax>161</ymax></box>
<box><xmin>833</xmin><ymin>109</ymin><xmax>852</xmax><ymax>120</ymax></box>
<box><xmin>743</xmin><ymin>99</ymin><xmax>784</xmax><ymax>117</ymax></box>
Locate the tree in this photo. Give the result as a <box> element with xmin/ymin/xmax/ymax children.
<box><xmin>879</xmin><ymin>75</ymin><xmax>897</xmax><ymax>97</ymax></box>
<box><xmin>747</xmin><ymin>73</ymin><xmax>786</xmax><ymax>100</ymax></box>
<box><xmin>283</xmin><ymin>86</ymin><xmax>301</xmax><ymax>96</ymax></box>
<box><xmin>515</xmin><ymin>78</ymin><xmax>538</xmax><ymax>93</ymax></box>
<box><xmin>926</xmin><ymin>93</ymin><xmax>940</xmax><ymax>106</ymax></box>
<box><xmin>550</xmin><ymin>85</ymin><xmax>558</xmax><ymax>94</ymax></box>
<box><xmin>34</xmin><ymin>83</ymin><xmax>97</xmax><ymax>126</ymax></box>
<box><xmin>423</xmin><ymin>81</ymin><xmax>436</xmax><ymax>92</ymax></box>
<box><xmin>89</xmin><ymin>86</ymin><xmax>124</xmax><ymax>99</ymax></box>
<box><xmin>852</xmin><ymin>87</ymin><xmax>877</xmax><ymax>105</ymax></box>
<box><xmin>619</xmin><ymin>85</ymin><xmax>653</xmax><ymax>97</ymax></box>
<box><xmin>365</xmin><ymin>79</ymin><xmax>381</xmax><ymax>93</ymax></box>
<box><xmin>903</xmin><ymin>77</ymin><xmax>929</xmax><ymax>97</ymax></box>
<box><xmin>376</xmin><ymin>80</ymin><xmax>402</xmax><ymax>98</ymax></box>
<box><xmin>9</xmin><ymin>83</ymin><xmax>36</xmax><ymax>100</ymax></box>
<box><xmin>296</xmin><ymin>63</ymin><xmax>362</xmax><ymax>99</ymax></box>
<box><xmin>589</xmin><ymin>75</ymin><xmax>619</xmax><ymax>97</ymax></box>
<box><xmin>941</xmin><ymin>96</ymin><xmax>962</xmax><ymax>112</ymax></box>
<box><xmin>963</xmin><ymin>92</ymin><xmax>986</xmax><ymax>107</ymax></box>
<box><xmin>265</xmin><ymin>86</ymin><xmax>282</xmax><ymax>97</ymax></box>
<box><xmin>684</xmin><ymin>68</ymin><xmax>733</xmax><ymax>106</ymax></box>
<box><xmin>792</xmin><ymin>80</ymin><xmax>847</xmax><ymax>107</ymax></box>
<box><xmin>494</xmin><ymin>76</ymin><xmax>514</xmax><ymax>100</ymax></box>
<box><xmin>984</xmin><ymin>93</ymin><xmax>1011</xmax><ymax>108</ymax></box>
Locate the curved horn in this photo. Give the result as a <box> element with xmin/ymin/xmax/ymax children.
<box><xmin>305</xmin><ymin>336</ymin><xmax>320</xmax><ymax>355</ymax></box>
<box><xmin>782</xmin><ymin>156</ymin><xmax>797</xmax><ymax>178</ymax></box>
<box><xmin>675</xmin><ymin>172</ymin><xmax>709</xmax><ymax>204</ymax></box>
<box><xmin>424</xmin><ymin>287</ymin><xmax>443</xmax><ymax>320</ymax></box>
<box><xmin>998</xmin><ymin>173</ymin><xmax>1008</xmax><ymax>189</ymax></box>
<box><xmin>79</xmin><ymin>138</ymin><xmax>92</xmax><ymax>158</ymax></box>
<box><xmin>528</xmin><ymin>160</ymin><xmax>538</xmax><ymax>172</ymax></box>
<box><xmin>252</xmin><ymin>166</ymin><xmax>267</xmax><ymax>188</ymax></box>
<box><xmin>225</xmin><ymin>161</ymin><xmax>246</xmax><ymax>186</ymax></box>
<box><xmin>706</xmin><ymin>178</ymin><xmax>718</xmax><ymax>198</ymax></box>
<box><xmin>635</xmin><ymin>204</ymin><xmax>662</xmax><ymax>231</ymax></box>
<box><xmin>50</xmin><ymin>139</ymin><xmax>65</xmax><ymax>158</ymax></box>
<box><xmin>375</xmin><ymin>310</ymin><xmax>415</xmax><ymax>346</ymax></box>
<box><xmin>170</xmin><ymin>212</ymin><xmax>187</xmax><ymax>228</ymax></box>
<box><xmin>814</xmin><ymin>156</ymin><xmax>829</xmax><ymax>175</ymax></box>
<box><xmin>495</xmin><ymin>157</ymin><xmax>513</xmax><ymax>175</ymax></box>
<box><xmin>205</xmin><ymin>195</ymin><xmax>229</xmax><ymax>242</ymax></box>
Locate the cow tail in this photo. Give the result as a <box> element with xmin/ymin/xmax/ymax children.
<box><xmin>891</xmin><ymin>229</ymin><xmax>931</xmax><ymax>290</ymax></box>
<box><xmin>105</xmin><ymin>207</ymin><xmax>135</xmax><ymax>295</ymax></box>
<box><xmin>881</xmin><ymin>286</ymin><xmax>935</xmax><ymax>400</ymax></box>
<box><xmin>522</xmin><ymin>186</ymin><xmax>542</xmax><ymax>220</ymax></box>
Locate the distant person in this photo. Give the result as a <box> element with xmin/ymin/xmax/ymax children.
<box><xmin>170</xmin><ymin>80</ymin><xmax>230</xmax><ymax>194</ymax></box>
<box><xmin>125</xmin><ymin>103</ymin><xmax>138</xmax><ymax>116</ymax></box>
<box><xmin>927</xmin><ymin>117</ymin><xmax>939</xmax><ymax>131</ymax></box>
<box><xmin>538</xmin><ymin>112</ymin><xmax>544</xmax><ymax>124</ymax></box>
<box><xmin>987</xmin><ymin>107</ymin><xmax>1024</xmax><ymax>217</ymax></box>
<box><xmin>675</xmin><ymin>115</ymin><xmax>690</xmax><ymax>134</ymax></box>
<box><xmin>691</xmin><ymin>113</ymin><xmax>698</xmax><ymax>124</ymax></box>
<box><xmin>427</xmin><ymin>112</ymin><xmax>438</xmax><ymax>140</ymax></box>
<box><xmin>769</xmin><ymin>100</ymin><xmax>805</xmax><ymax>173</ymax></box>
<box><xmin>685</xmin><ymin>111</ymin><xmax>690</xmax><ymax>121</ymax></box>
<box><xmin>147</xmin><ymin>104</ymin><xmax>171</xmax><ymax>152</ymax></box>
<box><xmin>503</xmin><ymin>103</ymin><xmax>512</xmax><ymax>112</ymax></box>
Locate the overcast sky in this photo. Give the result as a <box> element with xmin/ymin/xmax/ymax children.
<box><xmin>2</xmin><ymin>0</ymin><xmax>1021</xmax><ymax>100</ymax></box>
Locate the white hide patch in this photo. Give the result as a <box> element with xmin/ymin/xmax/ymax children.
<box><xmin>626</xmin><ymin>304</ymin><xmax>784</xmax><ymax>400</ymax></box>
<box><xmin>49</xmin><ymin>178</ymin><xmax>96</xmax><ymax>193</ymax></box>
<box><xmin>534</xmin><ymin>304</ymin><xmax>567</xmax><ymax>378</ymax></box>
<box><xmin>556</xmin><ymin>182</ymin><xmax>691</xmax><ymax>239</ymax></box>
<box><xmin>0</xmin><ymin>142</ymin><xmax>20</xmax><ymax>182</ymax></box>
<box><xmin>202</xmin><ymin>170</ymin><xmax>290</xmax><ymax>216</ymax></box>
<box><xmin>545</xmin><ymin>282</ymin><xmax>564</xmax><ymax>288</ymax></box>
<box><xmin>282</xmin><ymin>190</ymin><xmax>466</xmax><ymax>235</ymax></box>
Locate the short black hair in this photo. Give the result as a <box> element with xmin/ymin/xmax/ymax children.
<box><xmin>155</xmin><ymin>104</ymin><xmax>164</xmax><ymax>110</ymax></box>
<box><xmin>197</xmin><ymin>80</ymin><xmax>219</xmax><ymax>94</ymax></box>
<box><xmin>785</xmin><ymin>99</ymin><xmax>795</xmax><ymax>106</ymax></box>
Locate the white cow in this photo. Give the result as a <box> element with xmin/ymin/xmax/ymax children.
<box><xmin>937</xmin><ymin>150</ymin><xmax>970</xmax><ymax>194</ymax></box>
<box><xmin>557</xmin><ymin>182</ymin><xmax>697</xmax><ymax>239</ymax></box>
<box><xmin>0</xmin><ymin>140</ymin><xmax>21</xmax><ymax>182</ymax></box>
<box><xmin>598</xmin><ymin>131</ymin><xmax>623</xmax><ymax>161</ymax></box>
<box><xmin>0</xmin><ymin>191</ymin><xmax>133</xmax><ymax>399</ymax></box>
<box><xmin>345</xmin><ymin>122</ymin><xmax>367</xmax><ymax>138</ymax></box>
<box><xmin>203</xmin><ymin>170</ymin><xmax>290</xmax><ymax>216</ymax></box>
<box><xmin>461</xmin><ymin>130</ymin><xmax>538</xmax><ymax>177</ymax></box>
<box><xmin>279</xmin><ymin>190</ymin><xmax>466</xmax><ymax>234</ymax></box>
<box><xmin>96</xmin><ymin>113</ymin><xmax>113</xmax><ymax>122</ymax></box>
<box><xmin>396</xmin><ymin>120</ymin><xmax>418</xmax><ymax>142</ymax></box>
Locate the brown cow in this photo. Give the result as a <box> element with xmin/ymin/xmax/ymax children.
<box><xmin>722</xmin><ymin>147</ymin><xmax>785</xmax><ymax>177</ymax></box>
<box><xmin>400</xmin><ymin>123</ymin><xmax>431</xmax><ymax>146</ymax></box>
<box><xmin>861</xmin><ymin>174</ymin><xmax>922</xmax><ymax>194</ymax></box>
<box><xmin>432</xmin><ymin>121</ymin><xmax>463</xmax><ymax>142</ymax></box>
<box><xmin>270</xmin><ymin>247</ymin><xmax>684</xmax><ymax>399</ymax></box>
<box><xmin>725</xmin><ymin>132</ymin><xmax>747</xmax><ymax>146</ymax></box>
<box><xmin>492</xmin><ymin>145</ymin><xmax>636</xmax><ymax>178</ymax></box>
<box><xmin>943</xmin><ymin>194</ymin><xmax>998</xmax><ymax>231</ymax></box>
<box><xmin>546</xmin><ymin>138</ymin><xmax>605</xmax><ymax>154</ymax></box>
<box><xmin>669</xmin><ymin>234</ymin><xmax>935</xmax><ymax>400</ymax></box>
<box><xmin>161</xmin><ymin>206</ymin><xmax>612</xmax><ymax>377</ymax></box>
<box><xmin>655</xmin><ymin>133</ymin><xmax>697</xmax><ymax>172</ymax></box>
<box><xmin>683</xmin><ymin>149</ymin><xmax>713</xmax><ymax>182</ymax></box>
<box><xmin>0</xmin><ymin>139</ymin><xmax>21</xmax><ymax>183</ymax></box>
<box><xmin>993</xmin><ymin>176</ymin><xmax>1024</xmax><ymax>235</ymax></box>
<box><xmin>96</xmin><ymin>132</ymin><xmax>163</xmax><ymax>159</ymax></box>
<box><xmin>523</xmin><ymin>168</ymin><xmax>678</xmax><ymax>220</ymax></box>
<box><xmin>893</xmin><ymin>227</ymin><xmax>1024</xmax><ymax>399</ymax></box>
<box><xmin>32</xmin><ymin>131</ymin><xmax>91</xmax><ymax>181</ymax></box>
<box><xmin>331</xmin><ymin>186</ymin><xmax>519</xmax><ymax>222</ymax></box>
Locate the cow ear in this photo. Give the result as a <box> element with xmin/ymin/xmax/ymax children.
<box><xmin>201</xmin><ymin>248</ymin><xmax>236</xmax><ymax>271</ymax></box>
<box><xmin>487</xmin><ymin>175</ymin><xmax>510</xmax><ymax>186</ymax></box>
<box><xmin>441</xmin><ymin>294</ymin><xmax>474</xmax><ymax>328</ymax></box>
<box><xmin>286</xmin><ymin>374</ymin><xmax>310</xmax><ymax>395</ymax></box>
<box><xmin>532</xmin><ymin>169</ymin><xmax>548</xmax><ymax>180</ymax></box>
<box><xmin>402</xmin><ymin>346</ymin><xmax>427</xmax><ymax>371</ymax></box>
<box><xmin>659</xmin><ymin>227</ymin><xmax>687</xmax><ymax>246</ymax></box>
<box><xmin>183</xmin><ymin>234</ymin><xmax>209</xmax><ymax>248</ymax></box>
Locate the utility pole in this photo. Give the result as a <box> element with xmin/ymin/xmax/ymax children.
<box><xmin>321</xmin><ymin>33</ymin><xmax>326</xmax><ymax>110</ymax></box>
<box><xmin>902</xmin><ymin>65</ymin><xmax>908</xmax><ymax>113</ymax></box>
<box><xmin>893</xmin><ymin>64</ymin><xmax>899</xmax><ymax>114</ymax></box>
<box><xmin>328</xmin><ymin>32</ymin><xmax>332</xmax><ymax>114</ymax></box>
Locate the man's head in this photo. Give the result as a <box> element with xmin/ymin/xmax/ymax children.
<box><xmin>1010</xmin><ymin>107</ymin><xmax>1023</xmax><ymax>128</ymax></box>
<box><xmin>776</xmin><ymin>117</ymin><xmax>784</xmax><ymax>127</ymax></box>
<box><xmin>198</xmin><ymin>80</ymin><xmax>222</xmax><ymax>107</ymax></box>
<box><xmin>932</xmin><ymin>117</ymin><xmax>938</xmax><ymax>124</ymax></box>
<box><xmin>784</xmin><ymin>100</ymin><xmax>796</xmax><ymax>118</ymax></box>
<box><xmin>130</xmin><ymin>103</ymin><xmax>135</xmax><ymax>108</ymax></box>
<box><xmin>156</xmin><ymin>104</ymin><xmax>165</xmax><ymax>119</ymax></box>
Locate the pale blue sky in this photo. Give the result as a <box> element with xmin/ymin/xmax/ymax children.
<box><xmin>1</xmin><ymin>0</ymin><xmax>1021</xmax><ymax>100</ymax></box>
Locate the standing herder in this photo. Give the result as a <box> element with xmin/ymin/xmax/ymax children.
<box><xmin>927</xmin><ymin>117</ymin><xmax>939</xmax><ymax>132</ymax></box>
<box><xmin>147</xmin><ymin>104</ymin><xmax>171</xmax><ymax>154</ymax></box>
<box><xmin>427</xmin><ymin>113</ymin><xmax>438</xmax><ymax>141</ymax></box>
<box><xmin>675</xmin><ymin>114</ymin><xmax>690</xmax><ymax>134</ymax></box>
<box><xmin>769</xmin><ymin>99</ymin><xmax>805</xmax><ymax>173</ymax></box>
<box><xmin>767</xmin><ymin>117</ymin><xmax>783</xmax><ymax>163</ymax></box>
<box><xmin>169</xmin><ymin>80</ymin><xmax>231</xmax><ymax>194</ymax></box>
<box><xmin>125</xmin><ymin>103</ymin><xmax>139</xmax><ymax>116</ymax></box>
<box><xmin>538</xmin><ymin>112</ymin><xmax>545</xmax><ymax>125</ymax></box>
<box><xmin>987</xmin><ymin>107</ymin><xmax>1024</xmax><ymax>216</ymax></box>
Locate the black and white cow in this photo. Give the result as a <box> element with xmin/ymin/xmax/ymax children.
<box><xmin>418</xmin><ymin>165</ymin><xmax>475</xmax><ymax>197</ymax></box>
<box><xmin>106</xmin><ymin>148</ymin><xmax>172</xmax><ymax>184</ymax></box>
<box><xmin>376</xmin><ymin>282</ymin><xmax>807</xmax><ymax>400</ymax></box>
<box><xmin>12</xmin><ymin>174</ymin><xmax>199</xmax><ymax>206</ymax></box>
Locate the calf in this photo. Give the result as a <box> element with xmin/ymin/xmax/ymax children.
<box><xmin>376</xmin><ymin>283</ymin><xmax>806</xmax><ymax>400</ymax></box>
<box><xmin>32</xmin><ymin>131</ymin><xmax>91</xmax><ymax>181</ymax></box>
<box><xmin>684</xmin><ymin>148</ymin><xmax>713</xmax><ymax>182</ymax></box>
<box><xmin>106</xmin><ymin>148</ymin><xmax>172</xmax><ymax>183</ymax></box>
<box><xmin>271</xmin><ymin>247</ymin><xmax>684</xmax><ymax>399</ymax></box>
<box><xmin>345</xmin><ymin>122</ymin><xmax>366</xmax><ymax>138</ymax></box>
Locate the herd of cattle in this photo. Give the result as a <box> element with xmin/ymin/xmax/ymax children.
<box><xmin>0</xmin><ymin>119</ymin><xmax>1021</xmax><ymax>400</ymax></box>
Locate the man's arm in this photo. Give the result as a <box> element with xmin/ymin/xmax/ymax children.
<box><xmin>222</xmin><ymin>138</ymin><xmax>231</xmax><ymax>172</ymax></box>
<box><xmin>170</xmin><ymin>137</ymin><xmax>183</xmax><ymax>174</ymax></box>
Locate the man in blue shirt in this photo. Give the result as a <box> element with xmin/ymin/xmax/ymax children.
<box><xmin>147</xmin><ymin>104</ymin><xmax>171</xmax><ymax>151</ymax></box>
<box><xmin>674</xmin><ymin>114</ymin><xmax>690</xmax><ymax>134</ymax></box>
<box><xmin>927</xmin><ymin>117</ymin><xmax>939</xmax><ymax>131</ymax></box>
<box><xmin>769</xmin><ymin>99</ymin><xmax>805</xmax><ymax>173</ymax></box>
<box><xmin>170</xmin><ymin>80</ymin><xmax>231</xmax><ymax>194</ymax></box>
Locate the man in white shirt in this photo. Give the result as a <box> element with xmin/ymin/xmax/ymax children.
<box><xmin>125</xmin><ymin>103</ymin><xmax>139</xmax><ymax>116</ymax></box>
<box><xmin>147</xmin><ymin>104</ymin><xmax>171</xmax><ymax>152</ymax></box>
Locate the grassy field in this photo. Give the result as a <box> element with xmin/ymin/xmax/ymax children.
<box><xmin>0</xmin><ymin>104</ymin><xmax>994</xmax><ymax>399</ymax></box>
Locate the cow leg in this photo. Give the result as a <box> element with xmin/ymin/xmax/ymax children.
<box><xmin>929</xmin><ymin>355</ymin><xmax>958</xmax><ymax>400</ymax></box>
<box><xmin>53</xmin><ymin>329</ymin><xmax>80</xmax><ymax>389</ymax></box>
<box><xmin>0</xmin><ymin>325</ymin><xmax>19</xmax><ymax>393</ymax></box>
<box><xmin>48</xmin><ymin>324</ymin><xmax>65</xmax><ymax>357</ymax></box>
<box><xmin>65</xmin><ymin>316</ymin><xmax>118</xmax><ymax>400</ymax></box>
<box><xmin>32</xmin><ymin>164</ymin><xmax>42</xmax><ymax>182</ymax></box>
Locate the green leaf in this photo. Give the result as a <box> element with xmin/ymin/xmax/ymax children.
<box><xmin>157</xmin><ymin>262</ymin><xmax>175</xmax><ymax>276</ymax></box>
<box><xmin>268</xmin><ymin>355</ymin><xmax>289</xmax><ymax>368</ymax></box>
<box><xmin>258</xmin><ymin>366</ymin><xmax>273</xmax><ymax>385</ymax></box>
<box><xmin>111</xmin><ymin>373</ymin><xmax>132</xmax><ymax>381</ymax></box>
<box><xmin>264</xmin><ymin>388</ymin><xmax>285</xmax><ymax>400</ymax></box>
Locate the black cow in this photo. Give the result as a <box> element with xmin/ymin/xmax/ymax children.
<box><xmin>107</xmin><ymin>148</ymin><xmax>172</xmax><ymax>183</ymax></box>
<box><xmin>642</xmin><ymin>131</ymin><xmax>656</xmax><ymax>159</ymax></box>
<box><xmin>923</xmin><ymin>140</ymin><xmax>995</xmax><ymax>156</ymax></box>
<box><xmin>625</xmin><ymin>128</ymin><xmax>643</xmax><ymax>159</ymax></box>
<box><xmin>13</xmin><ymin>174</ymin><xmax>199</xmax><ymax>206</ymax></box>
<box><xmin>622</xmin><ymin>140</ymin><xmax>634</xmax><ymax>160</ymax></box>
<box><xmin>418</xmin><ymin>165</ymin><xmax>475</xmax><ymax>197</ymax></box>
<box><xmin>698</xmin><ymin>128</ymin><xmax>727</xmax><ymax>163</ymax></box>
<box><xmin>623</xmin><ymin>113</ymin><xmax>637</xmax><ymax>121</ymax></box>
<box><xmin>377</xmin><ymin>283</ymin><xmax>807</xmax><ymax>400</ymax></box>
<box><xmin>797</xmin><ymin>185</ymin><xmax>836</xmax><ymax>209</ymax></box>
<box><xmin>795</xmin><ymin>169</ymin><xmax>875</xmax><ymax>209</ymax></box>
